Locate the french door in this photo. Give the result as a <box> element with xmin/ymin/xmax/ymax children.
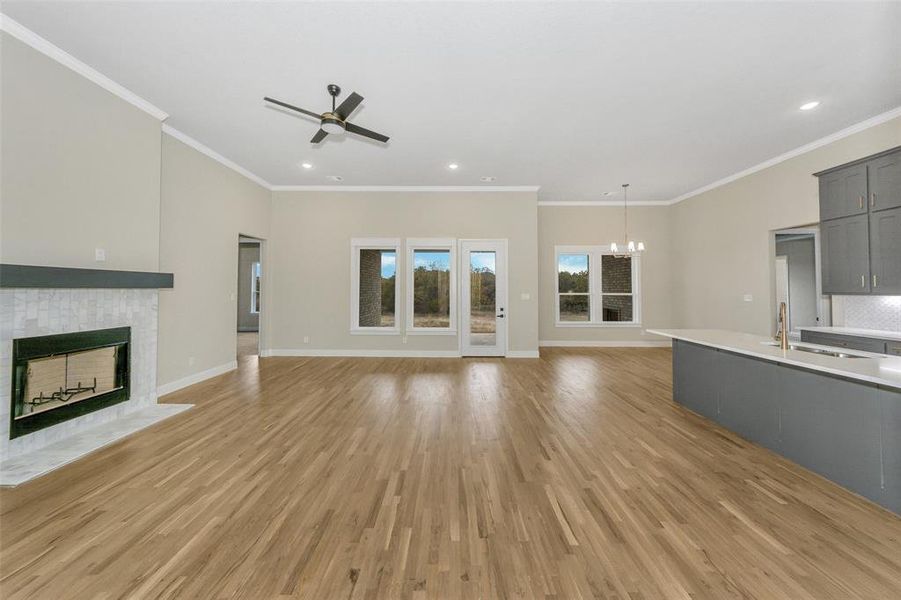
<box><xmin>460</xmin><ymin>240</ymin><xmax>507</xmax><ymax>357</ymax></box>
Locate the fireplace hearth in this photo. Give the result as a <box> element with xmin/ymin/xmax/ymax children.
<box><xmin>10</xmin><ymin>327</ymin><xmax>130</xmax><ymax>439</ymax></box>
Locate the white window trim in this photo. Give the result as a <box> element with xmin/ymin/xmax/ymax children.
<box><xmin>250</xmin><ymin>261</ymin><xmax>261</xmax><ymax>314</ymax></box>
<box><xmin>406</xmin><ymin>238</ymin><xmax>457</xmax><ymax>335</ymax></box>
<box><xmin>350</xmin><ymin>238</ymin><xmax>401</xmax><ymax>335</ymax></box>
<box><xmin>554</xmin><ymin>244</ymin><xmax>642</xmax><ymax>328</ymax></box>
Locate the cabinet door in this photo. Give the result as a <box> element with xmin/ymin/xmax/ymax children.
<box><xmin>870</xmin><ymin>207</ymin><xmax>901</xmax><ymax>294</ymax></box>
<box><xmin>718</xmin><ymin>352</ymin><xmax>780</xmax><ymax>450</ymax></box>
<box><xmin>672</xmin><ymin>341</ymin><xmax>719</xmax><ymax>420</ymax></box>
<box><xmin>779</xmin><ymin>369</ymin><xmax>883</xmax><ymax>504</ymax></box>
<box><xmin>868</xmin><ymin>150</ymin><xmax>901</xmax><ymax>212</ymax></box>
<box><xmin>880</xmin><ymin>389</ymin><xmax>901</xmax><ymax>515</ymax></box>
<box><xmin>821</xmin><ymin>215</ymin><xmax>870</xmax><ymax>293</ymax></box>
<box><xmin>818</xmin><ymin>163</ymin><xmax>868</xmax><ymax>221</ymax></box>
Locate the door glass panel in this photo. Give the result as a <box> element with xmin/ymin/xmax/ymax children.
<box><xmin>469</xmin><ymin>251</ymin><xmax>496</xmax><ymax>346</ymax></box>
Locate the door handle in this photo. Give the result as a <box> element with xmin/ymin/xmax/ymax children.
<box><xmin>871</xmin><ymin>192</ymin><xmax>876</xmax><ymax>208</ymax></box>
<box><xmin>496</xmin><ymin>314</ymin><xmax>505</xmax><ymax>318</ymax></box>
<box><xmin>873</xmin><ymin>274</ymin><xmax>878</xmax><ymax>288</ymax></box>
<box><xmin>859</xmin><ymin>195</ymin><xmax>864</xmax><ymax>209</ymax></box>
<box><xmin>861</xmin><ymin>274</ymin><xmax>866</xmax><ymax>288</ymax></box>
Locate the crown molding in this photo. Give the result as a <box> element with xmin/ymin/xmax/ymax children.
<box><xmin>0</xmin><ymin>13</ymin><xmax>168</xmax><ymax>121</ymax></box>
<box><xmin>270</xmin><ymin>185</ymin><xmax>540</xmax><ymax>193</ymax></box>
<box><xmin>162</xmin><ymin>124</ymin><xmax>273</xmax><ymax>190</ymax></box>
<box><xmin>666</xmin><ymin>105</ymin><xmax>901</xmax><ymax>206</ymax></box>
<box><xmin>538</xmin><ymin>200</ymin><xmax>667</xmax><ymax>207</ymax></box>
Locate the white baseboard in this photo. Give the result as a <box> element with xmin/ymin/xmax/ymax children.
<box><xmin>264</xmin><ymin>349</ymin><xmax>461</xmax><ymax>358</ymax></box>
<box><xmin>506</xmin><ymin>350</ymin><xmax>540</xmax><ymax>358</ymax></box>
<box><xmin>539</xmin><ymin>340</ymin><xmax>672</xmax><ymax>348</ymax></box>
<box><xmin>157</xmin><ymin>360</ymin><xmax>237</xmax><ymax>396</ymax></box>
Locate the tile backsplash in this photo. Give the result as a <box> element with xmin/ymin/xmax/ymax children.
<box><xmin>832</xmin><ymin>295</ymin><xmax>901</xmax><ymax>332</ymax></box>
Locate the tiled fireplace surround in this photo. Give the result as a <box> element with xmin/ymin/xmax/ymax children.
<box><xmin>0</xmin><ymin>288</ymin><xmax>160</xmax><ymax>459</ymax></box>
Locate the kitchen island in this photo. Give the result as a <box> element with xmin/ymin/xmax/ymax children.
<box><xmin>649</xmin><ymin>329</ymin><xmax>901</xmax><ymax>514</ymax></box>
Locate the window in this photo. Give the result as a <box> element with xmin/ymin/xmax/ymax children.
<box><xmin>250</xmin><ymin>262</ymin><xmax>262</xmax><ymax>313</ymax></box>
<box><xmin>351</xmin><ymin>238</ymin><xmax>400</xmax><ymax>334</ymax></box>
<box><xmin>407</xmin><ymin>238</ymin><xmax>456</xmax><ymax>334</ymax></box>
<box><xmin>555</xmin><ymin>246</ymin><xmax>640</xmax><ymax>326</ymax></box>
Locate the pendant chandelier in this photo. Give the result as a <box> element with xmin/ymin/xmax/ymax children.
<box><xmin>609</xmin><ymin>183</ymin><xmax>645</xmax><ymax>256</ymax></box>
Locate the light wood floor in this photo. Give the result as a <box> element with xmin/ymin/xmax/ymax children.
<box><xmin>2</xmin><ymin>348</ymin><xmax>900</xmax><ymax>599</ymax></box>
<box><xmin>236</xmin><ymin>331</ymin><xmax>259</xmax><ymax>357</ymax></box>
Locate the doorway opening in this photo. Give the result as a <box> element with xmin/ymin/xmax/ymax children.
<box><xmin>237</xmin><ymin>235</ymin><xmax>263</xmax><ymax>358</ymax></box>
<box><xmin>773</xmin><ymin>228</ymin><xmax>825</xmax><ymax>337</ymax></box>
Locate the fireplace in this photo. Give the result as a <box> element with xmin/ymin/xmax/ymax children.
<box><xmin>10</xmin><ymin>327</ymin><xmax>130</xmax><ymax>439</ymax></box>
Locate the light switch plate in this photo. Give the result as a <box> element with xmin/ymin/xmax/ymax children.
<box><xmin>743</xmin><ymin>294</ymin><xmax>753</xmax><ymax>302</ymax></box>
<box><xmin>94</xmin><ymin>248</ymin><xmax>106</xmax><ymax>262</ymax></box>
<box><xmin>521</xmin><ymin>293</ymin><xmax>531</xmax><ymax>301</ymax></box>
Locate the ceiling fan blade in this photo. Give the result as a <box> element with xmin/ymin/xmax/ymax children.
<box><xmin>310</xmin><ymin>129</ymin><xmax>328</xmax><ymax>144</ymax></box>
<box><xmin>344</xmin><ymin>122</ymin><xmax>389</xmax><ymax>143</ymax></box>
<box><xmin>334</xmin><ymin>92</ymin><xmax>363</xmax><ymax>120</ymax></box>
<box><xmin>264</xmin><ymin>97</ymin><xmax>321</xmax><ymax>120</ymax></box>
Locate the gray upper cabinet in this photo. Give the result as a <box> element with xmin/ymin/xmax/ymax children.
<box><xmin>870</xmin><ymin>206</ymin><xmax>901</xmax><ymax>294</ymax></box>
<box><xmin>819</xmin><ymin>164</ymin><xmax>868</xmax><ymax>221</ymax></box>
<box><xmin>869</xmin><ymin>151</ymin><xmax>901</xmax><ymax>212</ymax></box>
<box><xmin>821</xmin><ymin>215</ymin><xmax>870</xmax><ymax>294</ymax></box>
<box><xmin>816</xmin><ymin>146</ymin><xmax>900</xmax><ymax>295</ymax></box>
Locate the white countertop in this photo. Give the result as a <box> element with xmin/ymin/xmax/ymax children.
<box><xmin>648</xmin><ymin>329</ymin><xmax>901</xmax><ymax>390</ymax></box>
<box><xmin>797</xmin><ymin>326</ymin><xmax>901</xmax><ymax>343</ymax></box>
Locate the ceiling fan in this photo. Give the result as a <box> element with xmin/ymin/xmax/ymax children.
<box><xmin>264</xmin><ymin>84</ymin><xmax>390</xmax><ymax>144</ymax></box>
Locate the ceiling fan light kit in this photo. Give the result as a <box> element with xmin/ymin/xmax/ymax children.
<box><xmin>264</xmin><ymin>83</ymin><xmax>389</xmax><ymax>144</ymax></box>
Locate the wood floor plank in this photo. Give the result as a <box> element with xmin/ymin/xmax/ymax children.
<box><xmin>2</xmin><ymin>348</ymin><xmax>900</xmax><ymax>599</ymax></box>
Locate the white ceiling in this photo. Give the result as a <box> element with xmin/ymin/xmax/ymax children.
<box><xmin>4</xmin><ymin>1</ymin><xmax>900</xmax><ymax>203</ymax></box>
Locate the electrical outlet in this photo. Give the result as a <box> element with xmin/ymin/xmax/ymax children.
<box><xmin>94</xmin><ymin>248</ymin><xmax>106</xmax><ymax>262</ymax></box>
<box><xmin>303</xmin><ymin>336</ymin><xmax>310</xmax><ymax>344</ymax></box>
<box><xmin>188</xmin><ymin>356</ymin><xmax>195</xmax><ymax>366</ymax></box>
<box><xmin>743</xmin><ymin>294</ymin><xmax>753</xmax><ymax>302</ymax></box>
<box><xmin>521</xmin><ymin>292</ymin><xmax>531</xmax><ymax>301</ymax></box>
<box><xmin>402</xmin><ymin>336</ymin><xmax>408</xmax><ymax>344</ymax></box>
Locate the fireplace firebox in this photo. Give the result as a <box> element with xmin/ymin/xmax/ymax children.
<box><xmin>10</xmin><ymin>327</ymin><xmax>130</xmax><ymax>439</ymax></box>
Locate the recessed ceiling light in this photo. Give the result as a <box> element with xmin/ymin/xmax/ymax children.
<box><xmin>800</xmin><ymin>101</ymin><xmax>820</xmax><ymax>111</ymax></box>
<box><xmin>480</xmin><ymin>176</ymin><xmax>497</xmax><ymax>182</ymax></box>
<box><xmin>326</xmin><ymin>175</ymin><xmax>343</xmax><ymax>182</ymax></box>
<box><xmin>301</xmin><ymin>162</ymin><xmax>313</xmax><ymax>169</ymax></box>
<box><xmin>447</xmin><ymin>163</ymin><xmax>459</xmax><ymax>170</ymax></box>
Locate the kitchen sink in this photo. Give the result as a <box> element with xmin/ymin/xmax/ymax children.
<box><xmin>762</xmin><ymin>341</ymin><xmax>869</xmax><ymax>358</ymax></box>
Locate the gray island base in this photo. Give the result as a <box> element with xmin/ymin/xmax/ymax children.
<box><xmin>650</xmin><ymin>329</ymin><xmax>901</xmax><ymax>515</ymax></box>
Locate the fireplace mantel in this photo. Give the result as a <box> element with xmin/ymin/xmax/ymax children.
<box><xmin>0</xmin><ymin>264</ymin><xmax>174</xmax><ymax>289</ymax></box>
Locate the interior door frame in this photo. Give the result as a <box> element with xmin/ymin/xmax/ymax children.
<box><xmin>237</xmin><ymin>233</ymin><xmax>266</xmax><ymax>356</ymax></box>
<box><xmin>459</xmin><ymin>239</ymin><xmax>508</xmax><ymax>357</ymax></box>
<box><xmin>771</xmin><ymin>226</ymin><xmax>825</xmax><ymax>335</ymax></box>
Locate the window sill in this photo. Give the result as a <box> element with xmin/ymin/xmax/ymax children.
<box><xmin>350</xmin><ymin>329</ymin><xmax>401</xmax><ymax>336</ymax></box>
<box><xmin>555</xmin><ymin>322</ymin><xmax>642</xmax><ymax>328</ymax></box>
<box><xmin>405</xmin><ymin>329</ymin><xmax>458</xmax><ymax>336</ymax></box>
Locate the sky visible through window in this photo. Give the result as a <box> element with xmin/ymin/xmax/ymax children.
<box><xmin>470</xmin><ymin>252</ymin><xmax>495</xmax><ymax>272</ymax></box>
<box><xmin>558</xmin><ymin>254</ymin><xmax>588</xmax><ymax>273</ymax></box>
<box><xmin>380</xmin><ymin>251</ymin><xmax>396</xmax><ymax>278</ymax></box>
<box><xmin>414</xmin><ymin>251</ymin><xmax>450</xmax><ymax>271</ymax></box>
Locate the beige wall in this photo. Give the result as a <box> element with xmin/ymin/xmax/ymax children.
<box><xmin>268</xmin><ymin>191</ymin><xmax>539</xmax><ymax>354</ymax></box>
<box><xmin>157</xmin><ymin>133</ymin><xmax>270</xmax><ymax>387</ymax></box>
<box><xmin>671</xmin><ymin>116</ymin><xmax>901</xmax><ymax>336</ymax></box>
<box><xmin>0</xmin><ymin>32</ymin><xmax>162</xmax><ymax>271</ymax></box>
<box><xmin>538</xmin><ymin>205</ymin><xmax>674</xmax><ymax>344</ymax></box>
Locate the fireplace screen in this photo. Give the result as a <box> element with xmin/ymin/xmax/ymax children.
<box><xmin>10</xmin><ymin>327</ymin><xmax>130</xmax><ymax>439</ymax></box>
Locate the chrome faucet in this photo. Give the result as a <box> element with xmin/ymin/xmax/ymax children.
<box><xmin>775</xmin><ymin>301</ymin><xmax>789</xmax><ymax>350</ymax></box>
